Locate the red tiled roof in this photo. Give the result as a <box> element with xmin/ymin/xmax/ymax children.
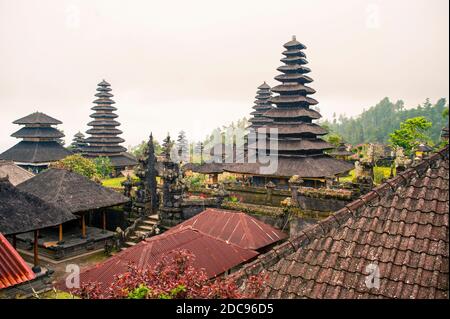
<box><xmin>0</xmin><ymin>233</ymin><xmax>35</xmax><ymax>289</ymax></box>
<box><xmin>167</xmin><ymin>208</ymin><xmax>288</xmax><ymax>250</ymax></box>
<box><xmin>73</xmin><ymin>228</ymin><xmax>258</xmax><ymax>290</ymax></box>
<box><xmin>234</xmin><ymin>146</ymin><xmax>449</xmax><ymax>299</ymax></box>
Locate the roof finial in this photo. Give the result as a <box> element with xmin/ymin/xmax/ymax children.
<box><xmin>292</xmin><ymin>35</ymin><xmax>296</xmax><ymax>41</ymax></box>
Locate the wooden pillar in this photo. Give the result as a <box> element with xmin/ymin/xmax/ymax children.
<box><xmin>102</xmin><ymin>210</ymin><xmax>107</xmax><ymax>232</ymax></box>
<box><xmin>58</xmin><ymin>224</ymin><xmax>63</xmax><ymax>242</ymax></box>
<box><xmin>81</xmin><ymin>214</ymin><xmax>86</xmax><ymax>238</ymax></box>
<box><xmin>12</xmin><ymin>235</ymin><xmax>16</xmax><ymax>249</ymax></box>
<box><xmin>33</xmin><ymin>230</ymin><xmax>39</xmax><ymax>270</ymax></box>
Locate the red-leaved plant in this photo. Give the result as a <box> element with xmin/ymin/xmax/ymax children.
<box><xmin>72</xmin><ymin>249</ymin><xmax>265</xmax><ymax>299</ymax></box>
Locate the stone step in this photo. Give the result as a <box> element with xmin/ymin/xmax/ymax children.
<box><xmin>143</xmin><ymin>220</ymin><xmax>157</xmax><ymax>226</ymax></box>
<box><xmin>128</xmin><ymin>236</ymin><xmax>139</xmax><ymax>241</ymax></box>
<box><xmin>148</xmin><ymin>214</ymin><xmax>159</xmax><ymax>221</ymax></box>
<box><xmin>138</xmin><ymin>225</ymin><xmax>154</xmax><ymax>231</ymax></box>
<box><xmin>135</xmin><ymin>231</ymin><xmax>148</xmax><ymax>237</ymax></box>
<box><xmin>124</xmin><ymin>241</ymin><xmax>136</xmax><ymax>247</ymax></box>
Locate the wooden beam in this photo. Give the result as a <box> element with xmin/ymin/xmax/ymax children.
<box><xmin>102</xmin><ymin>210</ymin><xmax>107</xmax><ymax>232</ymax></box>
<box><xmin>33</xmin><ymin>230</ymin><xmax>39</xmax><ymax>268</ymax></box>
<box><xmin>81</xmin><ymin>214</ymin><xmax>86</xmax><ymax>238</ymax></box>
<box><xmin>59</xmin><ymin>224</ymin><xmax>63</xmax><ymax>242</ymax></box>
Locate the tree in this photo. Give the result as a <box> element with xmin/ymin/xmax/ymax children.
<box><xmin>72</xmin><ymin>250</ymin><xmax>264</xmax><ymax>299</ymax></box>
<box><xmin>94</xmin><ymin>157</ymin><xmax>113</xmax><ymax>179</ymax></box>
<box><xmin>130</xmin><ymin>140</ymin><xmax>162</xmax><ymax>158</ymax></box>
<box><xmin>50</xmin><ymin>154</ymin><xmax>98</xmax><ymax>179</ymax></box>
<box><xmin>146</xmin><ymin>133</ymin><xmax>159</xmax><ymax>213</ymax></box>
<box><xmin>389</xmin><ymin>116</ymin><xmax>433</xmax><ymax>155</ymax></box>
<box><xmin>324</xmin><ymin>133</ymin><xmax>342</xmax><ymax>147</ymax></box>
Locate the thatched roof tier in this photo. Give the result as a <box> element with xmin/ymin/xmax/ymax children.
<box><xmin>269</xmin><ymin>95</ymin><xmax>318</xmax><ymax>105</ymax></box>
<box><xmin>265</xmin><ymin>123</ymin><xmax>328</xmax><ymax>136</ymax></box>
<box><xmin>328</xmin><ymin>143</ymin><xmax>354</xmax><ymax>157</ymax></box>
<box><xmin>0</xmin><ymin>178</ymin><xmax>76</xmax><ymax>235</ymax></box>
<box><xmin>280</xmin><ymin>56</ymin><xmax>308</xmax><ymax>64</ymax></box>
<box><xmin>283</xmin><ymin>36</ymin><xmax>306</xmax><ymax>49</ymax></box>
<box><xmin>91</xmin><ymin>105</ymin><xmax>117</xmax><ymax>112</ymax></box>
<box><xmin>86</xmin><ymin>128</ymin><xmax>123</xmax><ymax>135</ymax></box>
<box><xmin>0</xmin><ymin>161</ymin><xmax>34</xmax><ymax>186</ymax></box>
<box><xmin>84</xmin><ymin>137</ymin><xmax>125</xmax><ymax>144</ymax></box>
<box><xmin>248</xmin><ymin>139</ymin><xmax>333</xmax><ymax>152</ymax></box>
<box><xmin>11</xmin><ymin>127</ymin><xmax>64</xmax><ymax>139</ymax></box>
<box><xmin>89</xmin><ymin>113</ymin><xmax>118</xmax><ymax>119</ymax></box>
<box><xmin>87</xmin><ymin>120</ymin><xmax>121</xmax><ymax>127</ymax></box>
<box><xmin>94</xmin><ymin>92</ymin><xmax>113</xmax><ymax>98</ymax></box>
<box><xmin>263</xmin><ymin>108</ymin><xmax>321</xmax><ymax>119</ymax></box>
<box><xmin>0</xmin><ymin>141</ymin><xmax>72</xmax><ymax>165</ymax></box>
<box><xmin>224</xmin><ymin>155</ymin><xmax>353</xmax><ymax>178</ymax></box>
<box><xmin>92</xmin><ymin>98</ymin><xmax>115</xmax><ymax>105</ymax></box>
<box><xmin>277</xmin><ymin>64</ymin><xmax>311</xmax><ymax>74</ymax></box>
<box><xmin>275</xmin><ymin>73</ymin><xmax>313</xmax><ymax>84</ymax></box>
<box><xmin>271</xmin><ymin>83</ymin><xmax>316</xmax><ymax>94</ymax></box>
<box><xmin>13</xmin><ymin>112</ymin><xmax>62</xmax><ymax>125</ymax></box>
<box><xmin>82</xmin><ymin>145</ymin><xmax>127</xmax><ymax>154</ymax></box>
<box><xmin>18</xmin><ymin>169</ymin><xmax>130</xmax><ymax>214</ymax></box>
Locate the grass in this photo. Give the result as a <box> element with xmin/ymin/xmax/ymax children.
<box><xmin>102</xmin><ymin>176</ymin><xmax>127</xmax><ymax>188</ymax></box>
<box><xmin>36</xmin><ymin>289</ymin><xmax>79</xmax><ymax>299</ymax></box>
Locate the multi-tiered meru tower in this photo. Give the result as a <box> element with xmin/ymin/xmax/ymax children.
<box><xmin>227</xmin><ymin>36</ymin><xmax>353</xmax><ymax>187</ymax></box>
<box><xmin>248</xmin><ymin>82</ymin><xmax>273</xmax><ymax>129</ymax></box>
<box><xmin>82</xmin><ymin>80</ymin><xmax>137</xmax><ymax>172</ymax></box>
<box><xmin>0</xmin><ymin>112</ymin><xmax>72</xmax><ymax>172</ymax></box>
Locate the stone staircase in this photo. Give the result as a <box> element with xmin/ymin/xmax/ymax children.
<box><xmin>122</xmin><ymin>214</ymin><xmax>159</xmax><ymax>250</ymax></box>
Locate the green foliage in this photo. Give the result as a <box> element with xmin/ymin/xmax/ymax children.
<box><xmin>324</xmin><ymin>133</ymin><xmax>342</xmax><ymax>146</ymax></box>
<box><xmin>130</xmin><ymin>140</ymin><xmax>162</xmax><ymax>158</ymax></box>
<box><xmin>185</xmin><ymin>174</ymin><xmax>207</xmax><ymax>188</ymax></box>
<box><xmin>94</xmin><ymin>157</ymin><xmax>113</xmax><ymax>179</ymax></box>
<box><xmin>128</xmin><ymin>285</ymin><xmax>151</xmax><ymax>299</ymax></box>
<box><xmin>158</xmin><ymin>285</ymin><xmax>187</xmax><ymax>299</ymax></box>
<box><xmin>389</xmin><ymin>116</ymin><xmax>432</xmax><ymax>155</ymax></box>
<box><xmin>322</xmin><ymin>98</ymin><xmax>448</xmax><ymax>145</ymax></box>
<box><xmin>51</xmin><ymin>154</ymin><xmax>98</xmax><ymax>179</ymax></box>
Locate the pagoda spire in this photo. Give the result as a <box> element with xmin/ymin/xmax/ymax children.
<box><xmin>248</xmin><ymin>82</ymin><xmax>273</xmax><ymax>129</ymax></box>
<box><xmin>259</xmin><ymin>36</ymin><xmax>333</xmax><ymax>157</ymax></box>
<box><xmin>83</xmin><ymin>80</ymin><xmax>137</xmax><ymax>169</ymax></box>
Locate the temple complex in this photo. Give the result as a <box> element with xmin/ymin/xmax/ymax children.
<box><xmin>0</xmin><ymin>112</ymin><xmax>72</xmax><ymax>173</ymax></box>
<box><xmin>82</xmin><ymin>80</ymin><xmax>138</xmax><ymax>173</ymax></box>
<box><xmin>248</xmin><ymin>82</ymin><xmax>273</xmax><ymax>129</ymax></box>
<box><xmin>226</xmin><ymin>37</ymin><xmax>353</xmax><ymax>187</ymax></box>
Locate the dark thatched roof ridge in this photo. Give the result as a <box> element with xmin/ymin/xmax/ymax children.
<box><xmin>17</xmin><ymin>168</ymin><xmax>130</xmax><ymax>214</ymax></box>
<box><xmin>0</xmin><ymin>178</ymin><xmax>76</xmax><ymax>235</ymax></box>
<box><xmin>231</xmin><ymin>145</ymin><xmax>449</xmax><ymax>299</ymax></box>
<box><xmin>13</xmin><ymin>112</ymin><xmax>62</xmax><ymax>125</ymax></box>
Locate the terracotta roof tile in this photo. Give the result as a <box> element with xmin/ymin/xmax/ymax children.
<box><xmin>234</xmin><ymin>145</ymin><xmax>449</xmax><ymax>299</ymax></box>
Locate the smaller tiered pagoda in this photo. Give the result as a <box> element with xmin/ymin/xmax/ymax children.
<box><xmin>0</xmin><ymin>112</ymin><xmax>72</xmax><ymax>172</ymax></box>
<box><xmin>69</xmin><ymin>132</ymin><xmax>88</xmax><ymax>154</ymax></box>
<box><xmin>83</xmin><ymin>80</ymin><xmax>137</xmax><ymax>173</ymax></box>
<box><xmin>248</xmin><ymin>82</ymin><xmax>273</xmax><ymax>129</ymax></box>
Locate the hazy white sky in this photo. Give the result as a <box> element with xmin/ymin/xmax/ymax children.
<box><xmin>0</xmin><ymin>0</ymin><xmax>448</xmax><ymax>150</ymax></box>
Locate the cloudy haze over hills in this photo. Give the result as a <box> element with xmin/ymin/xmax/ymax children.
<box><xmin>0</xmin><ymin>0</ymin><xmax>448</xmax><ymax>150</ymax></box>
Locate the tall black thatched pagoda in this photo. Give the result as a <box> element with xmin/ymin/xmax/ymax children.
<box><xmin>83</xmin><ymin>80</ymin><xmax>137</xmax><ymax>172</ymax></box>
<box><xmin>0</xmin><ymin>112</ymin><xmax>72</xmax><ymax>172</ymax></box>
<box><xmin>226</xmin><ymin>36</ymin><xmax>353</xmax><ymax>187</ymax></box>
<box><xmin>248</xmin><ymin>82</ymin><xmax>273</xmax><ymax>129</ymax></box>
